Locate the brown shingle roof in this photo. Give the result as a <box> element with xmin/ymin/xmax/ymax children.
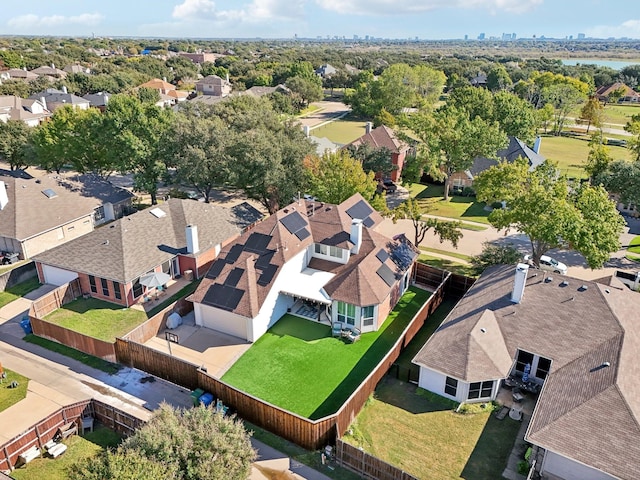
<box><xmin>413</xmin><ymin>265</ymin><xmax>640</xmax><ymax>479</ymax></box>
<box><xmin>349</xmin><ymin>125</ymin><xmax>410</xmax><ymax>154</ymax></box>
<box><xmin>0</xmin><ymin>172</ymin><xmax>133</xmax><ymax>241</ymax></box>
<box><xmin>33</xmin><ymin>199</ymin><xmax>263</xmax><ymax>284</ymax></box>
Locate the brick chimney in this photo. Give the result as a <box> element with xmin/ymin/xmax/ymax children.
<box><xmin>511</xmin><ymin>263</ymin><xmax>529</xmax><ymax>304</ymax></box>
<box><xmin>186</xmin><ymin>225</ymin><xmax>199</xmax><ymax>254</ymax></box>
<box><xmin>350</xmin><ymin>219</ymin><xmax>363</xmax><ymax>255</ymax></box>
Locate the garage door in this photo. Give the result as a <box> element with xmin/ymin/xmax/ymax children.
<box><xmin>197</xmin><ymin>304</ymin><xmax>248</xmax><ymax>340</ymax></box>
<box><xmin>42</xmin><ymin>265</ymin><xmax>78</xmax><ymax>286</ymax></box>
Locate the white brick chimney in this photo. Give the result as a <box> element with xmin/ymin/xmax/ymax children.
<box><xmin>350</xmin><ymin>219</ymin><xmax>363</xmax><ymax>255</ymax></box>
<box><xmin>365</xmin><ymin>122</ymin><xmax>373</xmax><ymax>134</ymax></box>
<box><xmin>511</xmin><ymin>263</ymin><xmax>529</xmax><ymax>304</ymax></box>
<box><xmin>0</xmin><ymin>181</ymin><xmax>8</xmax><ymax>210</ymax></box>
<box><xmin>186</xmin><ymin>225</ymin><xmax>199</xmax><ymax>254</ymax></box>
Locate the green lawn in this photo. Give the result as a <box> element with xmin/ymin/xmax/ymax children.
<box><xmin>0</xmin><ymin>369</ymin><xmax>29</xmax><ymax>412</ymax></box>
<box><xmin>222</xmin><ymin>287</ymin><xmax>431</xmax><ymax>419</ymax></box>
<box><xmin>23</xmin><ymin>335</ymin><xmax>121</xmax><ymax>374</ymax></box>
<box><xmin>413</xmin><ymin>184</ymin><xmax>491</xmax><ymax>224</ymax></box>
<box><xmin>343</xmin><ymin>379</ymin><xmax>521</xmax><ymax>480</ymax></box>
<box><xmin>44</xmin><ymin>298</ymin><xmax>147</xmax><ymax>343</ymax></box>
<box><xmin>538</xmin><ymin>134</ymin><xmax>633</xmax><ymax>179</ymax></box>
<box><xmin>0</xmin><ymin>278</ymin><xmax>41</xmax><ymax>309</ymax></box>
<box><xmin>625</xmin><ymin>235</ymin><xmax>640</xmax><ymax>261</ymax></box>
<box><xmin>418</xmin><ymin>255</ymin><xmax>477</xmax><ymax>279</ymax></box>
<box><xmin>602</xmin><ymin>103</ymin><xmax>640</xmax><ymax>126</ymax></box>
<box><xmin>11</xmin><ymin>426</ymin><xmax>122</xmax><ymax>480</ymax></box>
<box><xmin>309</xmin><ymin>117</ymin><xmax>367</xmax><ymax>144</ymax></box>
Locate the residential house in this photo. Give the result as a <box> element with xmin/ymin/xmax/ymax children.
<box><xmin>139</xmin><ymin>78</ymin><xmax>176</xmax><ymax>95</ymax></box>
<box><xmin>2</xmin><ymin>68</ymin><xmax>39</xmax><ymax>82</ymax></box>
<box><xmin>137</xmin><ymin>78</ymin><xmax>189</xmax><ymax>106</ymax></box>
<box><xmin>315</xmin><ymin>64</ymin><xmax>337</xmax><ymax>78</ymax></box>
<box><xmin>189</xmin><ymin>194</ymin><xmax>417</xmax><ymax>342</ymax></box>
<box><xmin>33</xmin><ymin>199</ymin><xmax>263</xmax><ymax>307</ymax></box>
<box><xmin>239</xmin><ymin>84</ymin><xmax>289</xmax><ymax>98</ymax></box>
<box><xmin>30</xmin><ymin>65</ymin><xmax>67</xmax><ymax>80</ymax></box>
<box><xmin>178</xmin><ymin>52</ymin><xmax>223</xmax><ymax>64</ymax></box>
<box><xmin>309</xmin><ymin>135</ymin><xmax>341</xmax><ymax>156</ymax></box>
<box><xmin>195</xmin><ymin>75</ymin><xmax>232</xmax><ymax>97</ymax></box>
<box><xmin>63</xmin><ymin>64</ymin><xmax>91</xmax><ymax>75</ymax></box>
<box><xmin>470</xmin><ymin>73</ymin><xmax>487</xmax><ymax>87</ymax></box>
<box><xmin>0</xmin><ymin>170</ymin><xmax>134</xmax><ymax>260</ymax></box>
<box><xmin>347</xmin><ymin>124</ymin><xmax>412</xmax><ymax>183</ymax></box>
<box><xmin>82</xmin><ymin>92</ymin><xmax>111</xmax><ymax>112</ymax></box>
<box><xmin>29</xmin><ymin>88</ymin><xmax>90</xmax><ymax>112</ymax></box>
<box><xmin>0</xmin><ymin>96</ymin><xmax>50</xmax><ymax>126</ymax></box>
<box><xmin>595</xmin><ymin>82</ymin><xmax>640</xmax><ymax>103</ymax></box>
<box><xmin>447</xmin><ymin>136</ymin><xmax>545</xmax><ymax>194</ymax></box>
<box><xmin>413</xmin><ymin>263</ymin><xmax>640</xmax><ymax>480</ymax></box>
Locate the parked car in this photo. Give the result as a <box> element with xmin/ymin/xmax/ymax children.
<box><xmin>377</xmin><ymin>180</ymin><xmax>397</xmax><ymax>194</ymax></box>
<box><xmin>523</xmin><ymin>254</ymin><xmax>567</xmax><ymax>275</ymax></box>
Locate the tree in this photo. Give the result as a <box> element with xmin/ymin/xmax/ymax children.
<box><xmin>606</xmin><ymin>86</ymin><xmax>626</xmax><ymax>105</ymax></box>
<box><xmin>542</xmin><ymin>83</ymin><xmax>587</xmax><ymax>136</ymax></box>
<box><xmin>585</xmin><ymin>132</ymin><xmax>613</xmax><ymax>180</ymax></box>
<box><xmin>0</xmin><ymin>120</ymin><xmax>32</xmax><ymax>170</ymax></box>
<box><xmin>408</xmin><ymin>106</ymin><xmax>507</xmax><ymax>200</ymax></box>
<box><xmin>471</xmin><ymin>242</ymin><xmax>522</xmax><ymax>275</ymax></box>
<box><xmin>286</xmin><ymin>75</ymin><xmax>323</xmax><ymax>108</ymax></box>
<box><xmin>391</xmin><ymin>197</ymin><xmax>462</xmax><ymax>248</ymax></box>
<box><xmin>137</xmin><ymin>86</ymin><xmax>161</xmax><ymax>104</ymax></box>
<box><xmin>493</xmin><ymin>91</ymin><xmax>537</xmax><ymax>143</ymax></box>
<box><xmin>474</xmin><ymin>158</ymin><xmax>624</xmax><ymax>269</ymax></box>
<box><xmin>345</xmin><ymin>142</ymin><xmax>394</xmax><ymax>177</ymax></box>
<box><xmin>70</xmin><ymin>404</ymin><xmax>255</xmax><ymax>480</ymax></box>
<box><xmin>304</xmin><ymin>150</ymin><xmax>378</xmax><ymax>205</ymax></box>
<box><xmin>597</xmin><ymin>159</ymin><xmax>640</xmax><ymax>208</ymax></box>
<box><xmin>580</xmin><ymin>96</ymin><xmax>604</xmax><ymax>133</ymax></box>
<box><xmin>624</xmin><ymin>113</ymin><xmax>640</xmax><ymax>161</ymax></box>
<box><xmin>486</xmin><ymin>64</ymin><xmax>512</xmax><ymax>92</ymax></box>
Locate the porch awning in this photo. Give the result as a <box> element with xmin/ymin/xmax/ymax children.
<box><xmin>279</xmin><ymin>267</ymin><xmax>333</xmax><ymax>305</ymax></box>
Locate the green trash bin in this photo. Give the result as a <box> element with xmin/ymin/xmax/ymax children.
<box><xmin>191</xmin><ymin>388</ymin><xmax>205</xmax><ymax>407</ymax></box>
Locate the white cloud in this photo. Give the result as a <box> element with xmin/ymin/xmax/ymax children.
<box><xmin>586</xmin><ymin>19</ymin><xmax>640</xmax><ymax>39</ymax></box>
<box><xmin>7</xmin><ymin>13</ymin><xmax>104</xmax><ymax>29</ymax></box>
<box><xmin>172</xmin><ymin>0</ymin><xmax>303</xmax><ymax>22</ymax></box>
<box><xmin>315</xmin><ymin>0</ymin><xmax>542</xmax><ymax>15</ymax></box>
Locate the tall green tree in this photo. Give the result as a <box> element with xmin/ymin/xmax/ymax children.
<box><xmin>585</xmin><ymin>132</ymin><xmax>613</xmax><ymax>180</ymax></box>
<box><xmin>597</xmin><ymin>159</ymin><xmax>640</xmax><ymax>208</ymax></box>
<box><xmin>474</xmin><ymin>158</ymin><xmax>624</xmax><ymax>269</ymax></box>
<box><xmin>624</xmin><ymin>113</ymin><xmax>640</xmax><ymax>161</ymax></box>
<box><xmin>486</xmin><ymin>64</ymin><xmax>513</xmax><ymax>92</ymax></box>
<box><xmin>286</xmin><ymin>75</ymin><xmax>323</xmax><ymax>108</ymax></box>
<box><xmin>542</xmin><ymin>83</ymin><xmax>587</xmax><ymax>136</ymax></box>
<box><xmin>408</xmin><ymin>106</ymin><xmax>507</xmax><ymax>200</ymax></box>
<box><xmin>345</xmin><ymin>142</ymin><xmax>394</xmax><ymax>177</ymax></box>
<box><xmin>0</xmin><ymin>120</ymin><xmax>32</xmax><ymax>170</ymax></box>
<box><xmin>304</xmin><ymin>150</ymin><xmax>378</xmax><ymax>205</ymax></box>
<box><xmin>580</xmin><ymin>96</ymin><xmax>604</xmax><ymax>133</ymax></box>
<box><xmin>391</xmin><ymin>197</ymin><xmax>462</xmax><ymax>248</ymax></box>
<box><xmin>70</xmin><ymin>448</ymin><xmax>178</xmax><ymax>480</ymax></box>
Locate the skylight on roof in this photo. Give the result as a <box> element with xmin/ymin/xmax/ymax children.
<box><xmin>149</xmin><ymin>207</ymin><xmax>166</xmax><ymax>218</ymax></box>
<box><xmin>42</xmin><ymin>188</ymin><xmax>57</xmax><ymax>199</ymax></box>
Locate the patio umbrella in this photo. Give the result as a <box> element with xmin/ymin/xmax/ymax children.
<box><xmin>139</xmin><ymin>271</ymin><xmax>171</xmax><ymax>289</ymax></box>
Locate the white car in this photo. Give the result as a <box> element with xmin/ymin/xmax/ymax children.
<box><xmin>523</xmin><ymin>254</ymin><xmax>567</xmax><ymax>275</ymax></box>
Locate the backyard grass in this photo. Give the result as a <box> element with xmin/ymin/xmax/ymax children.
<box><xmin>44</xmin><ymin>298</ymin><xmax>147</xmax><ymax>343</ymax></box>
<box><xmin>625</xmin><ymin>235</ymin><xmax>640</xmax><ymax>261</ymax></box>
<box><xmin>413</xmin><ymin>184</ymin><xmax>491</xmax><ymax>224</ymax></box>
<box><xmin>538</xmin><ymin>134</ymin><xmax>633</xmax><ymax>179</ymax></box>
<box><xmin>23</xmin><ymin>335</ymin><xmax>121</xmax><ymax>374</ymax></box>
<box><xmin>0</xmin><ymin>369</ymin><xmax>29</xmax><ymax>413</ymax></box>
<box><xmin>309</xmin><ymin>116</ymin><xmax>367</xmax><ymax>144</ymax></box>
<box><xmin>421</xmin><ymin>248</ymin><xmax>472</xmax><ymax>262</ymax></box>
<box><xmin>11</xmin><ymin>425</ymin><xmax>122</xmax><ymax>480</ymax></box>
<box><xmin>222</xmin><ymin>286</ymin><xmax>431</xmax><ymax>419</ymax></box>
<box><xmin>418</xmin><ymin>255</ymin><xmax>477</xmax><ymax>279</ymax></box>
<box><xmin>343</xmin><ymin>379</ymin><xmax>521</xmax><ymax>480</ymax></box>
<box><xmin>0</xmin><ymin>278</ymin><xmax>41</xmax><ymax>309</ymax></box>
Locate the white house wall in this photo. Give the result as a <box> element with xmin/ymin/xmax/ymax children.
<box><xmin>41</xmin><ymin>264</ymin><xmax>78</xmax><ymax>286</ymax></box>
<box><xmin>417</xmin><ymin>367</ymin><xmax>500</xmax><ymax>403</ymax></box>
<box><xmin>247</xmin><ymin>248</ymin><xmax>308</xmax><ymax>342</ymax></box>
<box><xmin>194</xmin><ymin>302</ymin><xmax>249</xmax><ymax>340</ymax></box>
<box><xmin>541</xmin><ymin>450</ymin><xmax>616</xmax><ymax>480</ymax></box>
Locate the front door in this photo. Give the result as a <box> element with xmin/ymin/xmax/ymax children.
<box><xmin>171</xmin><ymin>257</ymin><xmax>180</xmax><ymax>278</ymax></box>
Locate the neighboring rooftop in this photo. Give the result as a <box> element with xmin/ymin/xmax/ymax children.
<box><xmin>349</xmin><ymin>125</ymin><xmax>409</xmax><ymax>154</ymax></box>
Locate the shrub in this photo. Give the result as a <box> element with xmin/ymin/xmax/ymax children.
<box><xmin>517</xmin><ymin>460</ymin><xmax>530</xmax><ymax>475</ymax></box>
<box><xmin>491</xmin><ymin>201</ymin><xmax>503</xmax><ymax>209</ymax></box>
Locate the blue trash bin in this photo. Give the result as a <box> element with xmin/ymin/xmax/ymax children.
<box><xmin>199</xmin><ymin>392</ymin><xmax>214</xmax><ymax>407</ymax></box>
<box><xmin>20</xmin><ymin>317</ymin><xmax>32</xmax><ymax>335</ymax></box>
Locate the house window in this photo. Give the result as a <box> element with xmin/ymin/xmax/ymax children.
<box><xmin>361</xmin><ymin>305</ymin><xmax>375</xmax><ymax>327</ymax></box>
<box><xmin>515</xmin><ymin>350</ymin><xmax>534</xmax><ymax>374</ymax></box>
<box><xmin>444</xmin><ymin>377</ymin><xmax>458</xmax><ymax>397</ymax></box>
<box><xmin>132</xmin><ymin>278</ymin><xmax>143</xmax><ymax>299</ymax></box>
<box><xmin>94</xmin><ymin>205</ymin><xmax>105</xmax><ymax>222</ymax></box>
<box><xmin>337</xmin><ymin>301</ymin><xmax>356</xmax><ymax>326</ymax></box>
<box><xmin>100</xmin><ymin>278</ymin><xmax>109</xmax><ymax>296</ymax></box>
<box><xmin>468</xmin><ymin>380</ymin><xmax>494</xmax><ymax>400</ymax></box>
<box><xmin>536</xmin><ymin>357</ymin><xmax>552</xmax><ymax>379</ymax></box>
<box><xmin>89</xmin><ymin>275</ymin><xmax>97</xmax><ymax>294</ymax></box>
<box><xmin>113</xmin><ymin>281</ymin><xmax>122</xmax><ymax>300</ymax></box>
<box><xmin>314</xmin><ymin>244</ymin><xmax>342</xmax><ymax>259</ymax></box>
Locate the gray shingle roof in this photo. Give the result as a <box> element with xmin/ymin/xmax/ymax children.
<box><xmin>0</xmin><ymin>172</ymin><xmax>133</xmax><ymax>241</ymax></box>
<box><xmin>467</xmin><ymin>136</ymin><xmax>545</xmax><ymax>178</ymax></box>
<box><xmin>413</xmin><ymin>265</ymin><xmax>640</xmax><ymax>479</ymax></box>
<box><xmin>33</xmin><ymin>198</ymin><xmax>263</xmax><ymax>284</ymax></box>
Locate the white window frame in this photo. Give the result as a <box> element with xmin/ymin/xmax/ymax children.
<box><xmin>361</xmin><ymin>305</ymin><xmax>375</xmax><ymax>327</ymax></box>
<box><xmin>337</xmin><ymin>301</ymin><xmax>356</xmax><ymax>326</ymax></box>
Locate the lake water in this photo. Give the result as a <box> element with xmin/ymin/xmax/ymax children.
<box><xmin>561</xmin><ymin>59</ymin><xmax>640</xmax><ymax>70</ymax></box>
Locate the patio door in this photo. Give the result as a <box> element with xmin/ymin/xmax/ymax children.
<box><xmin>171</xmin><ymin>257</ymin><xmax>180</xmax><ymax>278</ymax></box>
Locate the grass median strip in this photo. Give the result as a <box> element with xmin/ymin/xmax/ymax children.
<box><xmin>23</xmin><ymin>334</ymin><xmax>120</xmax><ymax>374</ymax></box>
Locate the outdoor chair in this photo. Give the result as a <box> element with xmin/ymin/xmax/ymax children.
<box><xmin>345</xmin><ymin>328</ymin><xmax>361</xmax><ymax>343</ymax></box>
<box><xmin>332</xmin><ymin>322</ymin><xmax>343</xmax><ymax>337</ymax></box>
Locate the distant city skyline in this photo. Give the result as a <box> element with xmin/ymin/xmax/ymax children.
<box><xmin>3</xmin><ymin>0</ymin><xmax>640</xmax><ymax>41</ymax></box>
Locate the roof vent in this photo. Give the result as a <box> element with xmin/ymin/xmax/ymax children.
<box><xmin>560</xmin><ymin>280</ymin><xmax>569</xmax><ymax>287</ymax></box>
<box><xmin>605</xmin><ymin>289</ymin><xmax>611</xmax><ymax>294</ymax></box>
<box><xmin>103</xmin><ymin>240</ymin><xmax>109</xmax><ymax>246</ymax></box>
<box><xmin>602</xmin><ymin>361</ymin><xmax>611</xmax><ymax>368</ymax></box>
<box><xmin>480</xmin><ymin>328</ymin><xmax>486</xmax><ymax>333</ymax></box>
<box><xmin>42</xmin><ymin>188</ymin><xmax>57</xmax><ymax>198</ymax></box>
<box><xmin>578</xmin><ymin>284</ymin><xmax>588</xmax><ymax>292</ymax></box>
<box><xmin>545</xmin><ymin>276</ymin><xmax>553</xmax><ymax>283</ymax></box>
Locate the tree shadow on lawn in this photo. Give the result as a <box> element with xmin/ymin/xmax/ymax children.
<box><xmin>60</xmin><ymin>297</ymin><xmax>125</xmax><ymax>314</ymax></box>
<box><xmin>374</xmin><ymin>376</ymin><xmax>458</xmax><ymax>415</ymax></box>
<box><xmin>268</xmin><ymin>315</ymin><xmax>331</xmax><ymax>342</ymax></box>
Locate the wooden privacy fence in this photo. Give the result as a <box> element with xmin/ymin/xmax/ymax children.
<box><xmin>0</xmin><ymin>398</ymin><xmax>143</xmax><ymax>472</ymax></box>
<box><xmin>123</xmin><ymin>298</ymin><xmax>193</xmax><ymax>344</ymax></box>
<box><xmin>415</xmin><ymin>262</ymin><xmax>475</xmax><ymax>298</ymax></box>
<box><xmin>0</xmin><ymin>261</ymin><xmax>36</xmax><ymax>292</ymax></box>
<box><xmin>29</xmin><ymin>279</ymin><xmax>81</xmax><ymax>318</ymax></box>
<box><xmin>335</xmin><ymin>439</ymin><xmax>419</xmax><ymax>480</ymax></box>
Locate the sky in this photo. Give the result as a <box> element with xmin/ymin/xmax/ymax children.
<box><xmin>3</xmin><ymin>0</ymin><xmax>640</xmax><ymax>40</ymax></box>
